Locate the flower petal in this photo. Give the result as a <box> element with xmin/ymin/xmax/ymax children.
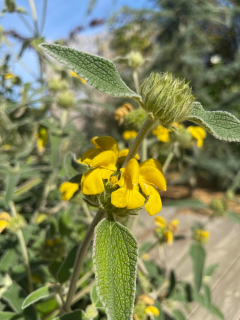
<box><xmin>140</xmin><ymin>165</ymin><xmax>166</xmax><ymax>191</ymax></box>
<box><xmin>81</xmin><ymin>168</ymin><xmax>105</xmax><ymax>195</ymax></box>
<box><xmin>111</xmin><ymin>187</ymin><xmax>129</xmax><ymax>208</ymax></box>
<box><xmin>127</xmin><ymin>187</ymin><xmax>145</xmax><ymax>209</ymax></box>
<box><xmin>94</xmin><ymin>136</ymin><xmax>119</xmax><ymax>157</ymax></box>
<box><xmin>125</xmin><ymin>158</ymin><xmax>140</xmax><ymax>185</ymax></box>
<box><xmin>79</xmin><ymin>148</ymin><xmax>101</xmax><ymax>164</ymax></box>
<box><xmin>0</xmin><ymin>220</ymin><xmax>8</xmax><ymax>233</ymax></box>
<box><xmin>140</xmin><ymin>159</ymin><xmax>163</xmax><ymax>172</ymax></box>
<box><xmin>144</xmin><ymin>185</ymin><xmax>162</xmax><ymax>216</ymax></box>
<box><xmin>90</xmin><ymin>150</ymin><xmax>117</xmax><ymax>170</ymax></box>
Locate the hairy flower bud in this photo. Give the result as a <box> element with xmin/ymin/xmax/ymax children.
<box><xmin>127</xmin><ymin>51</ymin><xmax>144</xmax><ymax>69</ymax></box>
<box><xmin>140</xmin><ymin>72</ymin><xmax>194</xmax><ymax>127</ymax></box>
<box><xmin>57</xmin><ymin>91</ymin><xmax>75</xmax><ymax>109</ymax></box>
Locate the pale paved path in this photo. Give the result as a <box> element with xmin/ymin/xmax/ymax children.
<box><xmin>133</xmin><ymin>206</ymin><xmax>240</xmax><ymax>320</ymax></box>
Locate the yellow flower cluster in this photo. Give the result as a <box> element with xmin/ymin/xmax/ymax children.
<box><xmin>115</xmin><ymin>103</ymin><xmax>133</xmax><ymax>124</ymax></box>
<box><xmin>152</xmin><ymin>123</ymin><xmax>207</xmax><ymax>148</ymax></box>
<box><xmin>193</xmin><ymin>229</ymin><xmax>210</xmax><ymax>243</ymax></box>
<box><xmin>123</xmin><ymin>130</ymin><xmax>138</xmax><ymax>140</ymax></box>
<box><xmin>152</xmin><ymin>125</ymin><xmax>170</xmax><ymax>142</ymax></box>
<box><xmin>154</xmin><ymin>216</ymin><xmax>179</xmax><ymax>244</ymax></box>
<box><xmin>60</xmin><ymin>136</ymin><xmax>166</xmax><ymax>216</ymax></box>
<box><xmin>187</xmin><ymin>126</ymin><xmax>206</xmax><ymax>148</ymax></box>
<box><xmin>37</xmin><ymin>127</ymin><xmax>48</xmax><ymax>154</ymax></box>
<box><xmin>134</xmin><ymin>294</ymin><xmax>160</xmax><ymax>320</ymax></box>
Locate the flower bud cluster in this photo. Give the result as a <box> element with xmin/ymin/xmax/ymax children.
<box><xmin>154</xmin><ymin>216</ymin><xmax>179</xmax><ymax>245</ymax></box>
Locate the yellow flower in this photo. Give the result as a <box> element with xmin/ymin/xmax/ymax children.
<box><xmin>194</xmin><ymin>229</ymin><xmax>210</xmax><ymax>243</ymax></box>
<box><xmin>81</xmin><ymin>137</ymin><xmax>118</xmax><ymax>195</ymax></box>
<box><xmin>152</xmin><ymin>125</ymin><xmax>170</xmax><ymax>142</ymax></box>
<box><xmin>70</xmin><ymin>71</ymin><xmax>86</xmax><ymax>83</ymax></box>
<box><xmin>187</xmin><ymin>126</ymin><xmax>206</xmax><ymax>148</ymax></box>
<box><xmin>110</xmin><ymin>176</ymin><xmax>118</xmax><ymax>185</ymax></box>
<box><xmin>139</xmin><ymin>159</ymin><xmax>166</xmax><ymax>216</ymax></box>
<box><xmin>47</xmin><ymin>239</ymin><xmax>54</xmax><ymax>247</ymax></box>
<box><xmin>37</xmin><ymin>127</ymin><xmax>48</xmax><ymax>153</ymax></box>
<box><xmin>4</xmin><ymin>73</ymin><xmax>15</xmax><ymax>79</ymax></box>
<box><xmin>3</xmin><ymin>144</ymin><xmax>11</xmax><ymax>150</ymax></box>
<box><xmin>59</xmin><ymin>182</ymin><xmax>79</xmax><ymax>201</ymax></box>
<box><xmin>142</xmin><ymin>253</ymin><xmax>149</xmax><ymax>261</ymax></box>
<box><xmin>123</xmin><ymin>130</ymin><xmax>138</xmax><ymax>140</ymax></box>
<box><xmin>118</xmin><ymin>148</ymin><xmax>140</xmax><ymax>165</ymax></box>
<box><xmin>0</xmin><ymin>212</ymin><xmax>11</xmax><ymax>233</ymax></box>
<box><xmin>164</xmin><ymin>230</ymin><xmax>173</xmax><ymax>244</ymax></box>
<box><xmin>111</xmin><ymin>158</ymin><xmax>145</xmax><ymax>210</ymax></box>
<box><xmin>145</xmin><ymin>306</ymin><xmax>160</xmax><ymax>317</ymax></box>
<box><xmin>115</xmin><ymin>103</ymin><xmax>133</xmax><ymax>124</ymax></box>
<box><xmin>154</xmin><ymin>216</ymin><xmax>166</xmax><ymax>229</ymax></box>
<box><xmin>168</xmin><ymin>219</ymin><xmax>179</xmax><ymax>232</ymax></box>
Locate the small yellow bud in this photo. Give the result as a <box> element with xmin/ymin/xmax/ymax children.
<box><xmin>193</xmin><ymin>229</ymin><xmax>210</xmax><ymax>243</ymax></box>
<box><xmin>123</xmin><ymin>130</ymin><xmax>138</xmax><ymax>140</ymax></box>
<box><xmin>145</xmin><ymin>306</ymin><xmax>160</xmax><ymax>317</ymax></box>
<box><xmin>47</xmin><ymin>239</ymin><xmax>54</xmax><ymax>247</ymax></box>
<box><xmin>70</xmin><ymin>71</ymin><xmax>86</xmax><ymax>83</ymax></box>
<box><xmin>154</xmin><ymin>216</ymin><xmax>166</xmax><ymax>229</ymax></box>
<box><xmin>110</xmin><ymin>176</ymin><xmax>118</xmax><ymax>185</ymax></box>
<box><xmin>141</xmin><ymin>72</ymin><xmax>194</xmax><ymax>127</ymax></box>
<box><xmin>7</xmin><ymin>214</ymin><xmax>26</xmax><ymax>232</ymax></box>
<box><xmin>85</xmin><ymin>305</ymin><xmax>98</xmax><ymax>319</ymax></box>
<box><xmin>139</xmin><ymin>294</ymin><xmax>154</xmax><ymax>305</ymax></box>
<box><xmin>152</xmin><ymin>125</ymin><xmax>170</xmax><ymax>142</ymax></box>
<box><xmin>209</xmin><ymin>198</ymin><xmax>227</xmax><ymax>216</ymax></box>
<box><xmin>164</xmin><ymin>230</ymin><xmax>173</xmax><ymax>244</ymax></box>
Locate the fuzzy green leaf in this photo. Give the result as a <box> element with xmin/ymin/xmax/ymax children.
<box><xmin>64</xmin><ymin>152</ymin><xmax>88</xmax><ymax>179</ymax></box>
<box><xmin>172</xmin><ymin>309</ymin><xmax>186</xmax><ymax>320</ymax></box>
<box><xmin>189</xmin><ymin>243</ymin><xmax>205</xmax><ymax>291</ymax></box>
<box><xmin>187</xmin><ymin>102</ymin><xmax>240</xmax><ymax>142</ymax></box>
<box><xmin>90</xmin><ymin>285</ymin><xmax>105</xmax><ymax>310</ymax></box>
<box><xmin>93</xmin><ymin>219</ymin><xmax>138</xmax><ymax>320</ymax></box>
<box><xmin>22</xmin><ymin>286</ymin><xmax>51</xmax><ymax>309</ymax></box>
<box><xmin>208</xmin><ymin>304</ymin><xmax>224</xmax><ymax>320</ymax></box>
<box><xmin>39</xmin><ymin>44</ymin><xmax>141</xmax><ymax>101</ymax></box>
<box><xmin>57</xmin><ymin>245</ymin><xmax>78</xmax><ymax>284</ymax></box>
<box><xmin>226</xmin><ymin>211</ymin><xmax>240</xmax><ymax>224</ymax></box>
<box><xmin>0</xmin><ymin>312</ymin><xmax>17</xmax><ymax>320</ymax></box>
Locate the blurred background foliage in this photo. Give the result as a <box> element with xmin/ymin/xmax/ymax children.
<box><xmin>0</xmin><ymin>0</ymin><xmax>240</xmax><ymax>319</ymax></box>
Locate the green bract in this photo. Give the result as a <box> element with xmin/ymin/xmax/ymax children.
<box><xmin>93</xmin><ymin>219</ymin><xmax>138</xmax><ymax>320</ymax></box>
<box><xmin>39</xmin><ymin>43</ymin><xmax>142</xmax><ymax>103</ymax></box>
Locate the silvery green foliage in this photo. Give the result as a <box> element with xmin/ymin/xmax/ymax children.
<box><xmin>39</xmin><ymin>44</ymin><xmax>141</xmax><ymax>102</ymax></box>
<box><xmin>188</xmin><ymin>102</ymin><xmax>240</xmax><ymax>142</ymax></box>
<box><xmin>93</xmin><ymin>219</ymin><xmax>138</xmax><ymax>320</ymax></box>
<box><xmin>140</xmin><ymin>72</ymin><xmax>194</xmax><ymax>127</ymax></box>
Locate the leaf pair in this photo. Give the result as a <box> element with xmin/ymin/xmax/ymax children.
<box><xmin>40</xmin><ymin>43</ymin><xmax>240</xmax><ymax>143</ymax></box>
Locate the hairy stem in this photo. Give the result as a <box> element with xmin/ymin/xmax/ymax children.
<box><xmin>133</xmin><ymin>70</ymin><xmax>140</xmax><ymax>94</ymax></box>
<box><xmin>64</xmin><ymin>209</ymin><xmax>106</xmax><ymax>312</ymax></box>
<box><xmin>9</xmin><ymin>201</ymin><xmax>33</xmax><ymax>293</ymax></box>
<box><xmin>123</xmin><ymin>117</ymin><xmax>157</xmax><ymax>167</ymax></box>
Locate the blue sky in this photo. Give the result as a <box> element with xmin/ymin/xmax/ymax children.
<box><xmin>1</xmin><ymin>0</ymin><xmax>149</xmax><ymax>82</ymax></box>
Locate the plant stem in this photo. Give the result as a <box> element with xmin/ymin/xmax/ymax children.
<box><xmin>9</xmin><ymin>201</ymin><xmax>33</xmax><ymax>293</ymax></box>
<box><xmin>162</xmin><ymin>151</ymin><xmax>174</xmax><ymax>175</ymax></box>
<box><xmin>133</xmin><ymin>70</ymin><xmax>140</xmax><ymax>94</ymax></box>
<box><xmin>123</xmin><ymin>118</ymin><xmax>157</xmax><ymax>167</ymax></box>
<box><xmin>28</xmin><ymin>0</ymin><xmax>39</xmax><ymax>36</ymax></box>
<box><xmin>64</xmin><ymin>209</ymin><xmax>106</xmax><ymax>313</ymax></box>
<box><xmin>141</xmin><ymin>138</ymin><xmax>148</xmax><ymax>162</ymax></box>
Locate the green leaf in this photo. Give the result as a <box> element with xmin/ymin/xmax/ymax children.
<box><xmin>203</xmin><ymin>284</ymin><xmax>211</xmax><ymax>308</ymax></box>
<box><xmin>187</xmin><ymin>102</ymin><xmax>240</xmax><ymax>142</ymax></box>
<box><xmin>64</xmin><ymin>152</ymin><xmax>88</xmax><ymax>179</ymax></box>
<box><xmin>208</xmin><ymin>304</ymin><xmax>224</xmax><ymax>320</ymax></box>
<box><xmin>139</xmin><ymin>241</ymin><xmax>154</xmax><ymax>256</ymax></box>
<box><xmin>163</xmin><ymin>198</ymin><xmax>205</xmax><ymax>209</ymax></box>
<box><xmin>226</xmin><ymin>211</ymin><xmax>240</xmax><ymax>224</ymax></box>
<box><xmin>2</xmin><ymin>283</ymin><xmax>38</xmax><ymax>320</ymax></box>
<box><xmin>57</xmin><ymin>245</ymin><xmax>78</xmax><ymax>284</ymax></box>
<box><xmin>93</xmin><ymin>219</ymin><xmax>138</xmax><ymax>320</ymax></box>
<box><xmin>0</xmin><ymin>312</ymin><xmax>17</xmax><ymax>320</ymax></box>
<box><xmin>50</xmin><ymin>134</ymin><xmax>62</xmax><ymax>169</ymax></box>
<box><xmin>4</xmin><ymin>173</ymin><xmax>20</xmax><ymax>207</ymax></box>
<box><xmin>39</xmin><ymin>44</ymin><xmax>141</xmax><ymax>102</ymax></box>
<box><xmin>204</xmin><ymin>263</ymin><xmax>219</xmax><ymax>277</ymax></box>
<box><xmin>0</xmin><ymin>249</ymin><xmax>18</xmax><ymax>272</ymax></box>
<box><xmin>172</xmin><ymin>309</ymin><xmax>186</xmax><ymax>320</ymax></box>
<box><xmin>90</xmin><ymin>285</ymin><xmax>105</xmax><ymax>310</ymax></box>
<box><xmin>189</xmin><ymin>243</ymin><xmax>205</xmax><ymax>291</ymax></box>
<box><xmin>22</xmin><ymin>286</ymin><xmax>51</xmax><ymax>309</ymax></box>
<box><xmin>53</xmin><ymin>309</ymin><xmax>88</xmax><ymax>320</ymax></box>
